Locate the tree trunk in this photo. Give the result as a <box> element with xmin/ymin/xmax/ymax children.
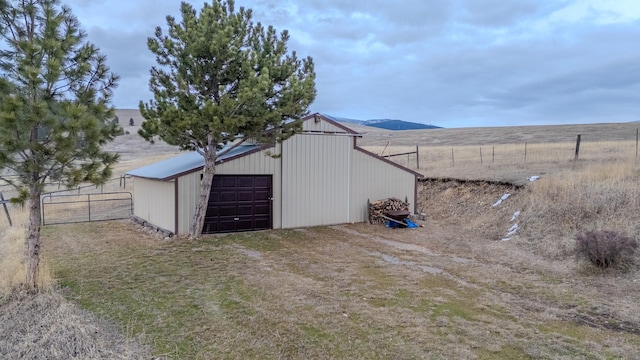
<box><xmin>189</xmin><ymin>150</ymin><xmax>217</xmax><ymax>238</ymax></box>
<box><xmin>25</xmin><ymin>190</ymin><xmax>42</xmax><ymax>289</ymax></box>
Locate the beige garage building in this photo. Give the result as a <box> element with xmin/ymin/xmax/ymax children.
<box><xmin>127</xmin><ymin>113</ymin><xmax>422</xmax><ymax>235</ymax></box>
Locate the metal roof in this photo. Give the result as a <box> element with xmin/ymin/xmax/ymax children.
<box><xmin>126</xmin><ymin>144</ymin><xmax>261</xmax><ymax>180</ymax></box>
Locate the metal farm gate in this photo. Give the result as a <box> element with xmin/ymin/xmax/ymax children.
<box><xmin>41</xmin><ymin>192</ymin><xmax>133</xmax><ymax>225</ymax></box>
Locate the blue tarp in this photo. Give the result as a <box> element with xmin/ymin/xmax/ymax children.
<box><xmin>385</xmin><ymin>218</ymin><xmax>419</xmax><ymax>229</ymax></box>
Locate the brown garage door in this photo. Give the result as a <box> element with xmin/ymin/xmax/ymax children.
<box><xmin>203</xmin><ymin>175</ymin><xmax>272</xmax><ymax>233</ymax></box>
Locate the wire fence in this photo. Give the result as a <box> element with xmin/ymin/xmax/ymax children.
<box><xmin>366</xmin><ymin>138</ymin><xmax>640</xmax><ymax>181</ymax></box>
<box><xmin>41</xmin><ymin>192</ymin><xmax>133</xmax><ymax>226</ymax></box>
<box><xmin>1</xmin><ymin>175</ymin><xmax>135</xmax><ymax>227</ymax></box>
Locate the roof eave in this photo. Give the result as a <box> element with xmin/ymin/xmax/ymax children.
<box><xmin>354</xmin><ymin>145</ymin><xmax>424</xmax><ymax>178</ymax></box>
<box><xmin>301</xmin><ymin>113</ymin><xmax>362</xmax><ymax>135</ymax></box>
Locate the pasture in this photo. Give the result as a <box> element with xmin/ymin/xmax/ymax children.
<box><xmin>2</xmin><ymin>117</ymin><xmax>640</xmax><ymax>359</ymax></box>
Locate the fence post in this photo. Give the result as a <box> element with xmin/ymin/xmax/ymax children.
<box><xmin>451</xmin><ymin>148</ymin><xmax>455</xmax><ymax>167</ymax></box>
<box><xmin>479</xmin><ymin>147</ymin><xmax>483</xmax><ymax>164</ymax></box>
<box><xmin>492</xmin><ymin>146</ymin><xmax>495</xmax><ymax>163</ymax></box>
<box><xmin>524</xmin><ymin>142</ymin><xmax>527</xmax><ymax>163</ymax></box>
<box><xmin>41</xmin><ymin>195</ymin><xmax>46</xmax><ymax>226</ymax></box>
<box><xmin>87</xmin><ymin>194</ymin><xmax>91</xmax><ymax>222</ymax></box>
<box><xmin>416</xmin><ymin>145</ymin><xmax>419</xmax><ymax>169</ymax></box>
<box><xmin>0</xmin><ymin>192</ymin><xmax>11</xmax><ymax>227</ymax></box>
<box><xmin>574</xmin><ymin>134</ymin><xmax>581</xmax><ymax>160</ymax></box>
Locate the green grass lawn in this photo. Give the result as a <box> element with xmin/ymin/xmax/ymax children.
<box><xmin>43</xmin><ymin>221</ymin><xmax>640</xmax><ymax>359</ymax></box>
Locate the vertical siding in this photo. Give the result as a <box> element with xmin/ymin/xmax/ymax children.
<box><xmin>303</xmin><ymin>118</ymin><xmax>351</xmax><ymax>133</ymax></box>
<box><xmin>132</xmin><ymin>177</ymin><xmax>176</xmax><ymax>233</ymax></box>
<box><xmin>177</xmin><ymin>171</ymin><xmax>201</xmax><ymax>234</ymax></box>
<box><xmin>216</xmin><ymin>148</ymin><xmax>278</xmax><ymax>174</ymax></box>
<box><xmin>350</xmin><ymin>149</ymin><xmax>416</xmax><ymax>222</ymax></box>
<box><xmin>281</xmin><ymin>134</ymin><xmax>351</xmax><ymax>228</ymax></box>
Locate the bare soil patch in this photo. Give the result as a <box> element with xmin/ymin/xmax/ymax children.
<box><xmin>418</xmin><ymin>178</ymin><xmax>524</xmax><ymax>240</ymax></box>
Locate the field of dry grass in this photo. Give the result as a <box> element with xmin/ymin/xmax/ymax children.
<box><xmin>358</xmin><ymin>122</ymin><xmax>640</xmax><ymax>183</ymax></box>
<box><xmin>518</xmin><ymin>160</ymin><xmax>640</xmax><ymax>259</ymax></box>
<box><xmin>3</xmin><ymin>114</ymin><xmax>640</xmax><ymax>358</ymax></box>
<box><xmin>0</xmin><ymin>210</ymin><xmax>53</xmax><ymax>293</ymax></box>
<box><xmin>358</xmin><ymin>121</ymin><xmax>640</xmax><ymax>147</ymax></box>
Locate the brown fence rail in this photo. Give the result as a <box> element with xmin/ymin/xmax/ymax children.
<box><xmin>41</xmin><ymin>192</ymin><xmax>133</xmax><ymax>226</ymax></box>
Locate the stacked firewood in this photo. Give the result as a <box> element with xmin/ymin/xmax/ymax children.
<box><xmin>368</xmin><ymin>197</ymin><xmax>409</xmax><ymax>225</ymax></box>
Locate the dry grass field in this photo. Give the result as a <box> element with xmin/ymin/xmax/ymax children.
<box><xmin>358</xmin><ymin>122</ymin><xmax>640</xmax><ymax>183</ymax></box>
<box><xmin>2</xmin><ymin>113</ymin><xmax>640</xmax><ymax>358</ymax></box>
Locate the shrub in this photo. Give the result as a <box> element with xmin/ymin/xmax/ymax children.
<box><xmin>575</xmin><ymin>230</ymin><xmax>637</xmax><ymax>268</ymax></box>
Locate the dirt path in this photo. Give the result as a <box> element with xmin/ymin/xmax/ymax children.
<box><xmin>335</xmin><ymin>179</ymin><xmax>640</xmax><ymax>338</ymax></box>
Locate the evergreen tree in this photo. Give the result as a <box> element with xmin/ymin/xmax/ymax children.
<box><xmin>0</xmin><ymin>0</ymin><xmax>119</xmax><ymax>288</ymax></box>
<box><xmin>129</xmin><ymin>117</ymin><xmax>134</xmax><ymax>126</ymax></box>
<box><xmin>139</xmin><ymin>0</ymin><xmax>316</xmax><ymax>237</ymax></box>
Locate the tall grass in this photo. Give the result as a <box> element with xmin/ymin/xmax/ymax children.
<box><xmin>0</xmin><ymin>206</ymin><xmax>54</xmax><ymax>297</ymax></box>
<box><xmin>518</xmin><ymin>160</ymin><xmax>640</xmax><ymax>259</ymax></box>
<box><xmin>376</xmin><ymin>138</ymin><xmax>640</xmax><ymax>261</ymax></box>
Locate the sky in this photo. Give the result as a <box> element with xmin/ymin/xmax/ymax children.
<box><xmin>62</xmin><ymin>0</ymin><xmax>640</xmax><ymax>128</ymax></box>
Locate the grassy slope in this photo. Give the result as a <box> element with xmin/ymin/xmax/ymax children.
<box><xmin>356</xmin><ymin>121</ymin><xmax>640</xmax><ymax>147</ymax></box>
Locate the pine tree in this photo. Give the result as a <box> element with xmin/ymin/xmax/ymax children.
<box><xmin>139</xmin><ymin>0</ymin><xmax>316</xmax><ymax>237</ymax></box>
<box><xmin>0</xmin><ymin>0</ymin><xmax>119</xmax><ymax>288</ymax></box>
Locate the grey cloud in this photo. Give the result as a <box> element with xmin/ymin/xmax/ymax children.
<box><xmin>372</xmin><ymin>0</ymin><xmax>453</xmax><ymax>28</ymax></box>
<box><xmin>488</xmin><ymin>58</ymin><xmax>640</xmax><ymax>111</ymax></box>
<box><xmin>458</xmin><ymin>0</ymin><xmax>541</xmax><ymax>27</ymax></box>
<box><xmin>87</xmin><ymin>27</ymin><xmax>153</xmax><ymax>78</ymax></box>
<box><xmin>57</xmin><ymin>0</ymin><xmax>640</xmax><ymax>126</ymax></box>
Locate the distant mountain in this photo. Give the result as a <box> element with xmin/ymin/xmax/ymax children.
<box><xmin>366</xmin><ymin>119</ymin><xmax>441</xmax><ymax>130</ymax></box>
<box><xmin>325</xmin><ymin>114</ymin><xmax>441</xmax><ymax>130</ymax></box>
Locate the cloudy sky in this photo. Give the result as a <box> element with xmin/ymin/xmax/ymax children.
<box><xmin>63</xmin><ymin>0</ymin><xmax>640</xmax><ymax>128</ymax></box>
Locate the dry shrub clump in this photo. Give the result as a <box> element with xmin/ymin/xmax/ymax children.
<box><xmin>575</xmin><ymin>230</ymin><xmax>638</xmax><ymax>268</ymax></box>
<box><xmin>0</xmin><ymin>290</ymin><xmax>150</xmax><ymax>359</ymax></box>
<box><xmin>0</xmin><ymin>209</ymin><xmax>149</xmax><ymax>359</ymax></box>
<box><xmin>519</xmin><ymin>160</ymin><xmax>640</xmax><ymax>259</ymax></box>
